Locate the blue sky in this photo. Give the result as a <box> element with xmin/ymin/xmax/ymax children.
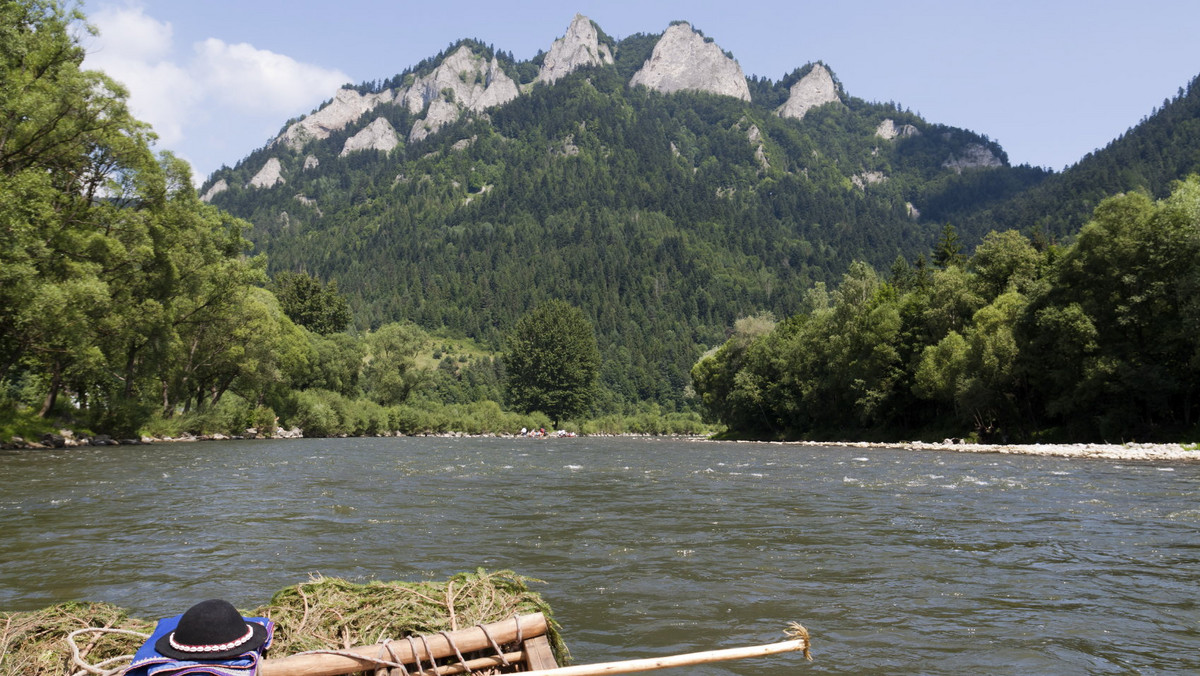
<box><xmin>80</xmin><ymin>0</ymin><xmax>1200</xmax><ymax>184</ymax></box>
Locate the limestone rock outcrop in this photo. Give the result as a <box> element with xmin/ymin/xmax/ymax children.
<box><xmin>851</xmin><ymin>171</ymin><xmax>887</xmax><ymax>189</ymax></box>
<box><xmin>398</xmin><ymin>46</ymin><xmax>519</xmax><ymax>142</ymax></box>
<box><xmin>943</xmin><ymin>143</ymin><xmax>1003</xmax><ymax>172</ymax></box>
<box><xmin>400</xmin><ymin>46</ymin><xmax>518</xmax><ymax>115</ymax></box>
<box><xmin>341</xmin><ymin>117</ymin><xmax>400</xmax><ymax>156</ymax></box>
<box><xmin>275</xmin><ymin>88</ymin><xmax>393</xmax><ymax>150</ymax></box>
<box><xmin>876</xmin><ymin>118</ymin><xmax>920</xmax><ymax>140</ymax></box>
<box><xmin>409</xmin><ymin>99</ymin><xmax>461</xmax><ymax>143</ymax></box>
<box><xmin>294</xmin><ymin>193</ymin><xmax>322</xmax><ymax>217</ymax></box>
<box><xmin>248</xmin><ymin>157</ymin><xmax>284</xmax><ymax>189</ymax></box>
<box><xmin>745</xmin><ymin>122</ymin><xmax>769</xmax><ymax>172</ymax></box>
<box><xmin>200</xmin><ymin>178</ymin><xmax>228</xmax><ymax>202</ymax></box>
<box><xmin>537</xmin><ymin>14</ymin><xmax>614</xmax><ymax>85</ymax></box>
<box><xmin>629</xmin><ymin>23</ymin><xmax>751</xmax><ymax>102</ymax></box>
<box><xmin>303</xmin><ymin>154</ymin><xmax>320</xmax><ymax>170</ymax></box>
<box><xmin>777</xmin><ymin>64</ymin><xmax>840</xmax><ymax>120</ymax></box>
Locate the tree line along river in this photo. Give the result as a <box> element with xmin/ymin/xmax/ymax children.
<box><xmin>0</xmin><ymin>437</ymin><xmax>1196</xmax><ymax>674</ymax></box>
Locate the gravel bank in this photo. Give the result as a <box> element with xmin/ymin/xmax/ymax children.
<box><xmin>785</xmin><ymin>440</ymin><xmax>1200</xmax><ymax>462</ymax></box>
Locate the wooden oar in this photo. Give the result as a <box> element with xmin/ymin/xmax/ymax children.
<box><xmin>517</xmin><ymin>624</ymin><xmax>812</xmax><ymax>676</ymax></box>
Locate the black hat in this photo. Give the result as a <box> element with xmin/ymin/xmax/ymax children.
<box><xmin>155</xmin><ymin>599</ymin><xmax>269</xmax><ymax>660</ymax></box>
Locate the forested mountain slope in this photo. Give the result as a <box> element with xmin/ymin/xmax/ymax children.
<box><xmin>200</xmin><ymin>18</ymin><xmax>1081</xmax><ymax>409</ymax></box>
<box><xmin>948</xmin><ymin>74</ymin><xmax>1200</xmax><ymax>240</ymax></box>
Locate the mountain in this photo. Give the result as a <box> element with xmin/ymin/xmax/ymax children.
<box><xmin>197</xmin><ymin>16</ymin><xmax>1080</xmax><ymax>410</ymax></box>
<box><xmin>945</xmin><ymin>74</ymin><xmax>1200</xmax><ymax>240</ymax></box>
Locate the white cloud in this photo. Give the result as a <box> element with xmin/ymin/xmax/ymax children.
<box><xmin>84</xmin><ymin>5</ymin><xmax>197</xmax><ymax>146</ymax></box>
<box><xmin>81</xmin><ymin>3</ymin><xmax>349</xmax><ymax>178</ymax></box>
<box><xmin>87</xmin><ymin>3</ymin><xmax>174</xmax><ymax>61</ymax></box>
<box><xmin>194</xmin><ymin>38</ymin><xmax>349</xmax><ymax>115</ymax></box>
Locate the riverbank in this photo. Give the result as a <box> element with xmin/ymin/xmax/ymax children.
<box><xmin>4</xmin><ymin>428</ymin><xmax>1198</xmax><ymax>462</ymax></box>
<box><xmin>771</xmin><ymin>439</ymin><xmax>1200</xmax><ymax>462</ymax></box>
<box><xmin>0</xmin><ymin>427</ymin><xmax>680</xmax><ymax>450</ymax></box>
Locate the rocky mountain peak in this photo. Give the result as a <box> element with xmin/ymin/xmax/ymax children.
<box><xmin>629</xmin><ymin>23</ymin><xmax>751</xmax><ymax>102</ymax></box>
<box><xmin>537</xmin><ymin>14</ymin><xmax>614</xmax><ymax>85</ymax></box>
<box><xmin>777</xmin><ymin>64</ymin><xmax>840</xmax><ymax>120</ymax></box>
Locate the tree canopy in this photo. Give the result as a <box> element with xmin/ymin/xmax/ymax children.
<box><xmin>692</xmin><ymin>177</ymin><xmax>1200</xmax><ymax>442</ymax></box>
<box><xmin>0</xmin><ymin>1</ymin><xmax>280</xmax><ymax>434</ymax></box>
<box><xmin>504</xmin><ymin>300</ymin><xmax>601</xmax><ymax>426</ymax></box>
<box><xmin>273</xmin><ymin>271</ymin><xmax>352</xmax><ymax>335</ymax></box>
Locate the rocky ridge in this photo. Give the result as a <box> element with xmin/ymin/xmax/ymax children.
<box><xmin>399</xmin><ymin>46</ymin><xmax>519</xmax><ymax>142</ymax></box>
<box><xmin>629</xmin><ymin>23</ymin><xmax>751</xmax><ymax>101</ymax></box>
<box><xmin>228</xmin><ymin>15</ymin><xmax>1009</xmax><ymax>195</ymax></box>
<box><xmin>259</xmin><ymin>18</ymin><xmax>863</xmax><ymax>163</ymax></box>
<box><xmin>247</xmin><ymin>17</ymin><xmax>761</xmax><ymax>190</ymax></box>
<box><xmin>275</xmin><ymin>88</ymin><xmax>394</xmax><ymax>151</ymax></box>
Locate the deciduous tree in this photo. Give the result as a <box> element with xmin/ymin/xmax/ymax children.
<box><xmin>505</xmin><ymin>300</ymin><xmax>600</xmax><ymax>425</ymax></box>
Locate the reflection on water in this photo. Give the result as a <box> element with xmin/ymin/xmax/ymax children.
<box><xmin>1</xmin><ymin>437</ymin><xmax>1197</xmax><ymax>674</ymax></box>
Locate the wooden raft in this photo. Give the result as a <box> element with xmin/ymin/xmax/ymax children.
<box><xmin>259</xmin><ymin>612</ymin><xmax>558</xmax><ymax>676</ymax></box>
<box><xmin>257</xmin><ymin>613</ymin><xmax>811</xmax><ymax>676</ymax></box>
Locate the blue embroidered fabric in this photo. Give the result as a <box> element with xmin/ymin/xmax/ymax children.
<box><xmin>121</xmin><ymin>614</ymin><xmax>274</xmax><ymax>676</ymax></box>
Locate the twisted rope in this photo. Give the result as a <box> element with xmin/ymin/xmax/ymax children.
<box><xmin>65</xmin><ymin>627</ymin><xmax>150</xmax><ymax>676</ymax></box>
<box><xmin>439</xmin><ymin>631</ymin><xmax>471</xmax><ymax>674</ymax></box>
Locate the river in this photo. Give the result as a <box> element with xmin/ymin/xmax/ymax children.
<box><xmin>1</xmin><ymin>437</ymin><xmax>1196</xmax><ymax>674</ymax></box>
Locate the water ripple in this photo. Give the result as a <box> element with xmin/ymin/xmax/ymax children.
<box><xmin>1</xmin><ymin>438</ymin><xmax>1197</xmax><ymax>674</ymax></box>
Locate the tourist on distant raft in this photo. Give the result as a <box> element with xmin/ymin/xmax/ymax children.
<box><xmin>122</xmin><ymin>599</ymin><xmax>274</xmax><ymax>676</ymax></box>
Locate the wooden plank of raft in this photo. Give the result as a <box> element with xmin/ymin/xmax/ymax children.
<box><xmin>523</xmin><ymin>635</ymin><xmax>559</xmax><ymax>670</ymax></box>
<box><xmin>258</xmin><ymin>612</ymin><xmax>549</xmax><ymax>676</ymax></box>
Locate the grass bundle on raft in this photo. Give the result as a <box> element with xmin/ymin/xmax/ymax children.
<box><xmin>0</xmin><ymin>569</ymin><xmax>567</xmax><ymax>676</ymax></box>
<box><xmin>0</xmin><ymin>601</ymin><xmax>152</xmax><ymax>676</ymax></box>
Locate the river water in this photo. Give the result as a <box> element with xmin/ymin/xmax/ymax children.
<box><xmin>1</xmin><ymin>437</ymin><xmax>1197</xmax><ymax>674</ymax></box>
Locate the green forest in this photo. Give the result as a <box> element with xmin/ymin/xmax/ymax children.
<box><xmin>693</xmin><ymin>182</ymin><xmax>1200</xmax><ymax>441</ymax></box>
<box><xmin>4</xmin><ymin>1</ymin><xmax>1200</xmax><ymax>444</ymax></box>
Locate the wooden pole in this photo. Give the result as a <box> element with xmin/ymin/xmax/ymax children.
<box><xmin>517</xmin><ymin>626</ymin><xmax>811</xmax><ymax>676</ymax></box>
<box><xmin>258</xmin><ymin>613</ymin><xmax>548</xmax><ymax>676</ymax></box>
